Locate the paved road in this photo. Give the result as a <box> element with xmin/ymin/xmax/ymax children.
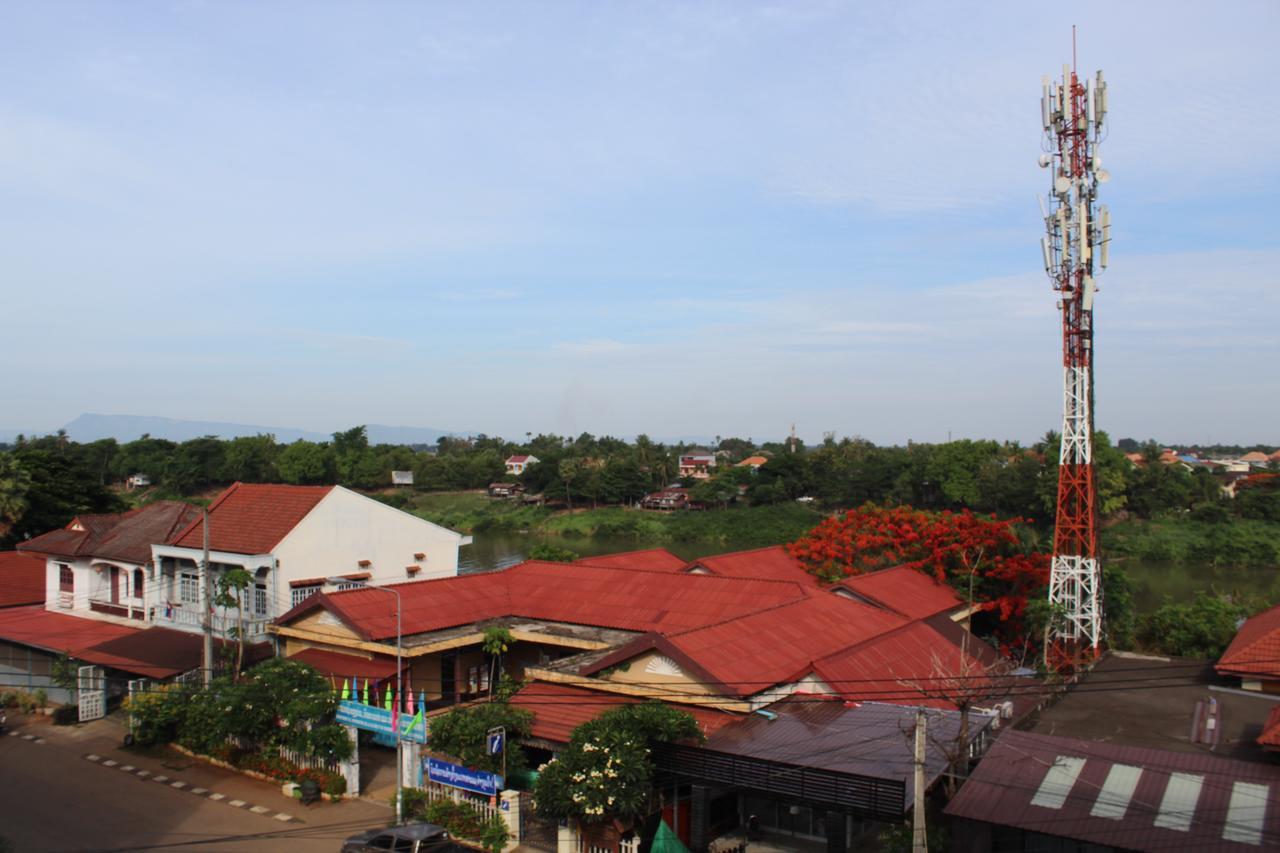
<box><xmin>0</xmin><ymin>724</ymin><xmax>393</xmax><ymax>853</ymax></box>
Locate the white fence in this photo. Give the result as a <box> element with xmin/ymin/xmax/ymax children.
<box><xmin>576</xmin><ymin>837</ymin><xmax>640</xmax><ymax>853</ymax></box>
<box><xmin>224</xmin><ymin>735</ymin><xmax>338</xmax><ymax>773</ymax></box>
<box><xmin>422</xmin><ymin>780</ymin><xmax>503</xmax><ymax>824</ymax></box>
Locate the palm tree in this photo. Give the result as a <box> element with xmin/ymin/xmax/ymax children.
<box><xmin>0</xmin><ymin>453</ymin><xmax>32</xmax><ymax>538</ymax></box>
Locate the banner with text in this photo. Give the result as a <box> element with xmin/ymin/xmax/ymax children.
<box><xmin>424</xmin><ymin>757</ymin><xmax>503</xmax><ymax>796</ymax></box>
<box><xmin>335</xmin><ymin>700</ymin><xmax>427</xmax><ymax>744</ymax></box>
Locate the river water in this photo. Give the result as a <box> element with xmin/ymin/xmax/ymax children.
<box><xmin>459</xmin><ymin>532</ymin><xmax>1280</xmax><ymax>612</ymax></box>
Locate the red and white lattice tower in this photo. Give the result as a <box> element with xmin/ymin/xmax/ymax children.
<box><xmin>1039</xmin><ymin>54</ymin><xmax>1111</xmax><ymax>669</ymax></box>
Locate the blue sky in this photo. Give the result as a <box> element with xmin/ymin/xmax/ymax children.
<box><xmin>1</xmin><ymin>1</ymin><xmax>1277</xmax><ymax>444</ymax></box>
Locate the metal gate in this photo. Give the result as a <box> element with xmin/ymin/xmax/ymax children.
<box><xmin>78</xmin><ymin>665</ymin><xmax>106</xmax><ymax>722</ymax></box>
<box><xmin>519</xmin><ymin>793</ymin><xmax>559</xmax><ymax>851</ymax></box>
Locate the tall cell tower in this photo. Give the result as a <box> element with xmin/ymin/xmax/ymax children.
<box><xmin>1039</xmin><ymin>47</ymin><xmax>1111</xmax><ymax>669</ymax></box>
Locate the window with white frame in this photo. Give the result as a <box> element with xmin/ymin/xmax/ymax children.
<box><xmin>59</xmin><ymin>565</ymin><xmax>74</xmax><ymax>592</ymax></box>
<box><xmin>253</xmin><ymin>583</ymin><xmax>268</xmax><ymax>617</ymax></box>
<box><xmin>179</xmin><ymin>572</ymin><xmax>199</xmax><ymax>604</ymax></box>
<box><xmin>291</xmin><ymin>584</ymin><xmax>322</xmax><ymax>608</ymax></box>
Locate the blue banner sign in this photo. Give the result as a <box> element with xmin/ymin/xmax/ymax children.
<box><xmin>425</xmin><ymin>757</ymin><xmax>503</xmax><ymax>796</ymax></box>
<box><xmin>335</xmin><ymin>700</ymin><xmax>427</xmax><ymax>744</ymax></box>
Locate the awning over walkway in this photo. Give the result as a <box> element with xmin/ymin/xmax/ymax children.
<box><xmin>0</xmin><ymin>604</ymin><xmax>265</xmax><ymax>679</ymax></box>
<box><xmin>287</xmin><ymin>647</ymin><xmax>400</xmax><ymax>683</ymax></box>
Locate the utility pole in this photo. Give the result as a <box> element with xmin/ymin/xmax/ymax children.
<box><xmin>912</xmin><ymin>708</ymin><xmax>927</xmax><ymax>853</ymax></box>
<box><xmin>201</xmin><ymin>508</ymin><xmax>213</xmax><ymax>688</ymax></box>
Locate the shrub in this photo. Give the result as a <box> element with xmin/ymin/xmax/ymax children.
<box><xmin>1142</xmin><ymin>593</ymin><xmax>1248</xmax><ymax>658</ymax></box>
<box><xmin>429</xmin><ymin>701</ymin><xmax>533</xmax><ymax>777</ymax></box>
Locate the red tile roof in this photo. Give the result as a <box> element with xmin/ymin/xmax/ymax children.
<box><xmin>1217</xmin><ymin>603</ymin><xmax>1280</xmax><ymax>680</ymax></box>
<box><xmin>281</xmin><ymin>561</ymin><xmax>808</xmax><ymax>642</ymax></box>
<box><xmin>19</xmin><ymin>502</ymin><xmax>200</xmax><ymax>565</ymax></box>
<box><xmin>812</xmin><ymin>619</ymin><xmax>996</xmax><ymax>709</ymax></box>
<box><xmin>574</xmin><ymin>549</ymin><xmax>688</xmax><ymax>572</ymax></box>
<box><xmin>506</xmin><ymin>455</ymin><xmax>533</xmax><ymax>464</ymax></box>
<box><xmin>1259</xmin><ymin>705</ymin><xmax>1280</xmax><ymax>749</ymax></box>
<box><xmin>684</xmin><ymin>545</ymin><xmax>820</xmax><ymax>587</ymax></box>
<box><xmin>658</xmin><ymin>594</ymin><xmax>910</xmax><ymax>695</ymax></box>
<box><xmin>0</xmin><ymin>605</ymin><xmax>264</xmax><ymax>678</ymax></box>
<box><xmin>0</xmin><ymin>551</ymin><xmax>46</xmax><ymax>608</ymax></box>
<box><xmin>169</xmin><ymin>483</ymin><xmax>333</xmax><ymax>554</ymax></box>
<box><xmin>509</xmin><ymin>680</ymin><xmax>741</xmax><ymax>744</ymax></box>
<box><xmin>833</xmin><ymin>565</ymin><xmax>964</xmax><ymax>619</ymax></box>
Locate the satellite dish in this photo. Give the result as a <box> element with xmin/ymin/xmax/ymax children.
<box><xmin>1054</xmin><ymin>176</ymin><xmax>1071</xmax><ymax>194</ymax></box>
<box><xmin>1096</xmin><ymin>169</ymin><xmax>1111</xmax><ymax>183</ymax></box>
<box><xmin>1038</xmin><ymin>154</ymin><xmax>1053</xmax><ymax>168</ymax></box>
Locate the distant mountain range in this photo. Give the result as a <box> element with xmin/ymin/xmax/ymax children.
<box><xmin>0</xmin><ymin>414</ymin><xmax>730</xmax><ymax>448</ymax></box>
<box><xmin>3</xmin><ymin>414</ymin><xmax>464</xmax><ymax>446</ymax></box>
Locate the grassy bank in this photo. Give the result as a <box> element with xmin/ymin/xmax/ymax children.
<box><xmin>391</xmin><ymin>490</ymin><xmax>825</xmax><ymax>549</ymax></box>
<box><xmin>1102</xmin><ymin>517</ymin><xmax>1280</xmax><ymax>568</ymax></box>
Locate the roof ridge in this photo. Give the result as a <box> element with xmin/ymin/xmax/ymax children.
<box><xmin>685</xmin><ymin>544</ymin><xmax>791</xmax><ymax>565</ymax></box>
<box><xmin>519</xmin><ymin>558</ymin><xmax>809</xmax><ymax>587</ymax></box>
<box><xmin>665</xmin><ymin>589</ymin><xmax>818</xmax><ymax>637</ymax></box>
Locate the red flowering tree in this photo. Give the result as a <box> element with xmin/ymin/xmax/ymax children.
<box><xmin>787</xmin><ymin>505</ymin><xmax>1049</xmax><ymax>653</ymax></box>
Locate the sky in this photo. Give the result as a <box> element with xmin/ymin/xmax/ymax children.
<box><xmin>1</xmin><ymin>1</ymin><xmax>1277</xmax><ymax>445</ymax></box>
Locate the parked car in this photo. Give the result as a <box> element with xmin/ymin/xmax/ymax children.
<box><xmin>341</xmin><ymin>823</ymin><xmax>452</xmax><ymax>853</ymax></box>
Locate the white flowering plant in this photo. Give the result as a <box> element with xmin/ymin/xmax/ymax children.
<box><xmin>533</xmin><ymin>702</ymin><xmax>703</xmax><ymax>825</ymax></box>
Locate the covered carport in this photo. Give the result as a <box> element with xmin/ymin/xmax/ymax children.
<box><xmin>653</xmin><ymin>699</ymin><xmax>994</xmax><ymax>852</ymax></box>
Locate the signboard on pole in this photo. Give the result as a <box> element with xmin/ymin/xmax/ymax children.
<box><xmin>487</xmin><ymin>728</ymin><xmax>504</xmax><ymax>756</ymax></box>
<box><xmin>424</xmin><ymin>757</ymin><xmax>503</xmax><ymax>796</ymax></box>
<box><xmin>335</xmin><ymin>700</ymin><xmax>427</xmax><ymax>744</ymax></box>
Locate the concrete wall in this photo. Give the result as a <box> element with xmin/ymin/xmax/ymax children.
<box><xmin>274</xmin><ymin>487</ymin><xmax>466</xmax><ymax>610</ymax></box>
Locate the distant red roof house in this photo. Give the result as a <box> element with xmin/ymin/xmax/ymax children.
<box><xmin>1217</xmin><ymin>603</ymin><xmax>1280</xmax><ymax>688</ymax></box>
<box><xmin>0</xmin><ymin>551</ymin><xmax>46</xmax><ymax>608</ymax></box>
<box><xmin>19</xmin><ymin>501</ymin><xmax>200</xmax><ymax>564</ymax></box>
<box><xmin>678</xmin><ymin>453</ymin><xmax>716</xmax><ymax>479</ymax></box>
<box><xmin>1241</xmin><ymin>451</ymin><xmax>1271</xmax><ymax>464</ymax></box>
<box><xmin>832</xmin><ymin>565</ymin><xmax>965</xmax><ymax>620</ymax></box>
<box><xmin>504</xmin><ymin>455</ymin><xmax>539</xmax><ymax>475</ymax></box>
<box><xmin>169</xmin><ymin>483</ymin><xmax>334</xmax><ymax>554</ymax></box>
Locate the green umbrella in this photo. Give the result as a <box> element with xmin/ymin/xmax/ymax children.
<box><xmin>649</xmin><ymin>820</ymin><xmax>690</xmax><ymax>853</ymax></box>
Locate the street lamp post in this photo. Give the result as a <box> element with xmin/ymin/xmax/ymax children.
<box><xmin>328</xmin><ymin>578</ymin><xmax>402</xmax><ymax>823</ymax></box>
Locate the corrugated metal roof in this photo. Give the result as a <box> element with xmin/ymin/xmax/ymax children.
<box><xmin>574</xmin><ymin>549</ymin><xmax>688</xmax><ymax>572</ymax></box>
<box><xmin>0</xmin><ymin>551</ymin><xmax>46</xmax><ymax>608</ymax></box>
<box><xmin>833</xmin><ymin>565</ymin><xmax>963</xmax><ymax>619</ymax></box>
<box><xmin>683</xmin><ymin>546</ymin><xmax>821</xmax><ymax>587</ymax></box>
<box><xmin>945</xmin><ymin>730</ymin><xmax>1280</xmax><ymax>851</ymax></box>
<box><xmin>701</xmin><ymin>698</ymin><xmax>990</xmax><ymax>806</ymax></box>
<box><xmin>509</xmin><ymin>681</ymin><xmax>740</xmax><ymax>744</ymax></box>
<box><xmin>284</xmin><ymin>560</ymin><xmax>809</xmax><ymax>641</ymax></box>
<box><xmin>19</xmin><ymin>501</ymin><xmax>200</xmax><ymax>564</ymax></box>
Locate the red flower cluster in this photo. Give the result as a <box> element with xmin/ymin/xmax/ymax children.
<box><xmin>788</xmin><ymin>505</ymin><xmax>1049</xmax><ymax>650</ymax></box>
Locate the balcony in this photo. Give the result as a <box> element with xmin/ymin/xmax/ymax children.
<box><xmin>88</xmin><ymin>599</ymin><xmax>146</xmax><ymax>621</ymax></box>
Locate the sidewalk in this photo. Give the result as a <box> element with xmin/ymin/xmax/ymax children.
<box><xmin>7</xmin><ymin>708</ymin><xmax>392</xmax><ymax>828</ymax></box>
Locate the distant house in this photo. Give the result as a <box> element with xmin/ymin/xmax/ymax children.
<box><xmin>125</xmin><ymin>473</ymin><xmax>151</xmax><ymax>490</ymax></box>
<box><xmin>641</xmin><ymin>487</ymin><xmax>689</xmax><ymax>510</ymax></box>
<box><xmin>678</xmin><ymin>453</ymin><xmax>716</xmax><ymax>479</ymax></box>
<box><xmin>735</xmin><ymin>455</ymin><xmax>769</xmax><ymax>471</ymax></box>
<box><xmin>1241</xmin><ymin>451</ymin><xmax>1271</xmax><ymax>467</ymax></box>
<box><xmin>505</xmin><ymin>454</ymin><xmax>539</xmax><ymax>476</ymax></box>
<box><xmin>391</xmin><ymin>470</ymin><xmax>414</xmax><ymax>486</ymax></box>
<box><xmin>488</xmin><ymin>482</ymin><xmax>523</xmax><ymax>498</ymax></box>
